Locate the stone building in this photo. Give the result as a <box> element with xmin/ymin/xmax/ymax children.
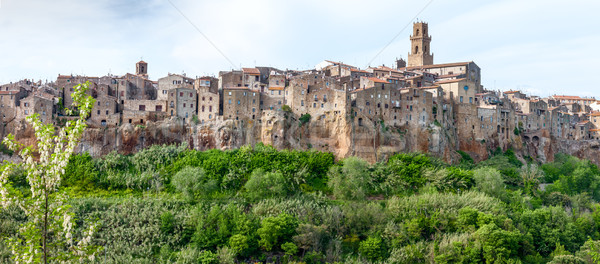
<box><xmin>195</xmin><ymin>77</ymin><xmax>220</xmax><ymax>123</ymax></box>
<box><xmin>407</xmin><ymin>22</ymin><xmax>434</xmax><ymax>67</ymax></box>
<box><xmin>167</xmin><ymin>88</ymin><xmax>197</xmax><ymax>123</ymax></box>
<box><xmin>399</xmin><ymin>87</ymin><xmax>434</xmax><ymax>127</ymax></box>
<box><xmin>436</xmin><ymin>78</ymin><xmax>478</xmax><ymax>104</ymax></box>
<box><xmin>222</xmin><ymin>87</ymin><xmax>260</xmax><ymax>121</ymax></box>
<box><xmin>157</xmin><ymin>73</ymin><xmax>194</xmax><ymax>101</ymax></box>
<box><xmin>116</xmin><ymin>73</ymin><xmax>156</xmax><ymax>102</ymax></box>
<box><xmin>17</xmin><ymin>93</ymin><xmax>54</xmax><ymax>124</ymax></box>
<box><xmin>90</xmin><ymin>95</ymin><xmax>120</xmax><ymax>127</ymax></box>
<box><xmin>219</xmin><ymin>70</ymin><xmax>244</xmax><ymax>89</ymax></box>
<box><xmin>287</xmin><ymin>74</ymin><xmax>347</xmax><ymax>122</ymax></box>
<box><xmin>136</xmin><ymin>60</ymin><xmax>148</xmax><ymax>79</ymax></box>
<box><xmin>262</xmin><ymin>73</ymin><xmax>286</xmax><ymax>111</ymax></box>
<box><xmin>55</xmin><ymin>75</ymin><xmax>99</xmax><ymax>110</ymax></box>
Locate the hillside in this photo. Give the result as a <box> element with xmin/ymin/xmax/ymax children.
<box><xmin>2</xmin><ymin>144</ymin><xmax>600</xmax><ymax>263</ymax></box>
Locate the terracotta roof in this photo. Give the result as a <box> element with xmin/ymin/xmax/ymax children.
<box><xmin>553</xmin><ymin>95</ymin><xmax>595</xmax><ymax>100</ymax></box>
<box><xmin>268</xmin><ymin>86</ymin><xmax>284</xmax><ymax>90</ymax></box>
<box><xmin>402</xmin><ymin>61</ymin><xmax>471</xmax><ymax>70</ymax></box>
<box><xmin>242</xmin><ymin>68</ymin><xmax>260</xmax><ymax>75</ymax></box>
<box><xmin>367</xmin><ymin>77</ymin><xmax>388</xmax><ymax>84</ymax></box>
<box><xmin>435</xmin><ymin>78</ymin><xmax>466</xmax><ymax>85</ymax></box>
<box><xmin>590</xmin><ymin>112</ymin><xmax>600</xmax><ymax>116</ymax></box>
<box><xmin>437</xmin><ymin>73</ymin><xmax>462</xmax><ymax>78</ymax></box>
<box><xmin>0</xmin><ymin>91</ymin><xmax>17</xmax><ymax>95</ymax></box>
<box><xmin>504</xmin><ymin>90</ymin><xmax>521</xmax><ymax>94</ymax></box>
<box><xmin>351</xmin><ymin>69</ymin><xmax>369</xmax><ymax>73</ymax></box>
<box><xmin>590</xmin><ymin>129</ymin><xmax>600</xmax><ymax>132</ymax></box>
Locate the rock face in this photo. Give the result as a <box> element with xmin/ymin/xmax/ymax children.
<box><xmin>5</xmin><ymin>115</ymin><xmax>600</xmax><ymax>166</ymax></box>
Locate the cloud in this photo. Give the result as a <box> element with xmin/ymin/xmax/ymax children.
<box><xmin>0</xmin><ymin>0</ymin><xmax>598</xmax><ymax>98</ymax></box>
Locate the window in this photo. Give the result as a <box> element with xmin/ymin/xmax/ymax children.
<box><xmin>97</xmin><ymin>110</ymin><xmax>100</xmax><ymax>115</ymax></box>
<box><xmin>469</xmin><ymin>97</ymin><xmax>473</xmax><ymax>103</ymax></box>
<box><xmin>202</xmin><ymin>106</ymin><xmax>205</xmax><ymax>112</ymax></box>
<box><xmin>139</xmin><ymin>105</ymin><xmax>145</xmax><ymax>111</ymax></box>
<box><xmin>105</xmin><ymin>110</ymin><xmax>109</xmax><ymax>115</ymax></box>
<box><xmin>97</xmin><ymin>102</ymin><xmax>100</xmax><ymax>106</ymax></box>
<box><xmin>460</xmin><ymin>96</ymin><xmax>463</xmax><ymax>103</ymax></box>
<box><xmin>209</xmin><ymin>97</ymin><xmax>212</xmax><ymax>101</ymax></box>
<box><xmin>183</xmin><ymin>103</ymin><xmax>186</xmax><ymax>107</ymax></box>
<box><xmin>191</xmin><ymin>104</ymin><xmax>193</xmax><ymax>108</ymax></box>
<box><xmin>278</xmin><ymin>91</ymin><xmax>281</xmax><ymax>95</ymax></box>
<box><xmin>228</xmin><ymin>92</ymin><xmax>232</xmax><ymax>95</ymax></box>
<box><xmin>228</xmin><ymin>99</ymin><xmax>232</xmax><ymax>104</ymax></box>
<box><xmin>271</xmin><ymin>91</ymin><xmax>274</xmax><ymax>95</ymax></box>
<box><xmin>301</xmin><ymin>100</ymin><xmax>304</xmax><ymax>106</ymax></box>
<box><xmin>202</xmin><ymin>97</ymin><xmax>205</xmax><ymax>101</ymax></box>
<box><xmin>189</xmin><ymin>92</ymin><xmax>193</xmax><ymax>97</ymax></box>
<box><xmin>237</xmin><ymin>100</ymin><xmax>241</xmax><ymax>105</ymax></box>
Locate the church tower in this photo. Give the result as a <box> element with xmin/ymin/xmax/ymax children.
<box><xmin>136</xmin><ymin>60</ymin><xmax>148</xmax><ymax>78</ymax></box>
<box><xmin>407</xmin><ymin>22</ymin><xmax>433</xmax><ymax>67</ymax></box>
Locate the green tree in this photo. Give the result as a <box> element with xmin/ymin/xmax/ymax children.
<box><xmin>0</xmin><ymin>81</ymin><xmax>101</xmax><ymax>263</ymax></box>
<box><xmin>244</xmin><ymin>169</ymin><xmax>288</xmax><ymax>200</ymax></box>
<box><xmin>520</xmin><ymin>164</ymin><xmax>544</xmax><ymax>195</ymax></box>
<box><xmin>327</xmin><ymin>157</ymin><xmax>372</xmax><ymax>200</ymax></box>
<box><xmin>257</xmin><ymin>213</ymin><xmax>298</xmax><ymax>251</ymax></box>
<box><xmin>172</xmin><ymin>166</ymin><xmax>218</xmax><ymax>199</ymax></box>
<box><xmin>359</xmin><ymin>236</ymin><xmax>385</xmax><ymax>261</ymax></box>
<box><xmin>473</xmin><ymin>167</ymin><xmax>506</xmax><ymax>200</ymax></box>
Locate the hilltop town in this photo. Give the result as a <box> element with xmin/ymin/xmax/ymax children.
<box><xmin>2</xmin><ymin>22</ymin><xmax>600</xmax><ymax>164</ymax></box>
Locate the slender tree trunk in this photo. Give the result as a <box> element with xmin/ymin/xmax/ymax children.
<box><xmin>43</xmin><ymin>179</ymin><xmax>48</xmax><ymax>264</ymax></box>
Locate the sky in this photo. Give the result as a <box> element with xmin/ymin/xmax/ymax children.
<box><xmin>0</xmin><ymin>0</ymin><xmax>599</xmax><ymax>98</ymax></box>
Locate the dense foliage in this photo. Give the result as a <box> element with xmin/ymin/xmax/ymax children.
<box><xmin>3</xmin><ymin>144</ymin><xmax>600</xmax><ymax>263</ymax></box>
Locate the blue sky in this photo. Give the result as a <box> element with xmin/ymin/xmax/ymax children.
<box><xmin>0</xmin><ymin>0</ymin><xmax>598</xmax><ymax>97</ymax></box>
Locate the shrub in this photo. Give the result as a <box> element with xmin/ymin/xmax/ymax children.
<box><xmin>359</xmin><ymin>236</ymin><xmax>385</xmax><ymax>261</ymax></box>
<box><xmin>327</xmin><ymin>157</ymin><xmax>371</xmax><ymax>200</ymax></box>
<box><xmin>281</xmin><ymin>242</ymin><xmax>298</xmax><ymax>256</ymax></box>
<box><xmin>172</xmin><ymin>166</ymin><xmax>218</xmax><ymax>199</ymax></box>
<box><xmin>257</xmin><ymin>213</ymin><xmax>298</xmax><ymax>251</ymax></box>
<box><xmin>282</xmin><ymin>105</ymin><xmax>292</xmax><ymax>113</ymax></box>
<box><xmin>473</xmin><ymin>167</ymin><xmax>506</xmax><ymax>200</ymax></box>
<box><xmin>299</xmin><ymin>114</ymin><xmax>311</xmax><ymax>125</ymax></box>
<box><xmin>244</xmin><ymin>169</ymin><xmax>288</xmax><ymax>200</ymax></box>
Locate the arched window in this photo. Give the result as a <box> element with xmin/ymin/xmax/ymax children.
<box><xmin>415</xmin><ymin>46</ymin><xmax>419</xmax><ymax>53</ymax></box>
<box><xmin>416</xmin><ymin>29</ymin><xmax>420</xmax><ymax>36</ymax></box>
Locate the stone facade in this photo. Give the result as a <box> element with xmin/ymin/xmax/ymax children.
<box><xmin>222</xmin><ymin>87</ymin><xmax>260</xmax><ymax>121</ymax></box>
<box><xmin>167</xmin><ymin>88</ymin><xmax>197</xmax><ymax>123</ymax></box>
<box><xmin>157</xmin><ymin>74</ymin><xmax>194</xmax><ymax>101</ymax></box>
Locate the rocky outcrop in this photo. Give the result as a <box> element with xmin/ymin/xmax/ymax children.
<box><xmin>5</xmin><ymin>116</ymin><xmax>600</xmax><ymax>166</ymax></box>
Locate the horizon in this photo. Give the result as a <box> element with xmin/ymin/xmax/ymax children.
<box><xmin>0</xmin><ymin>0</ymin><xmax>598</xmax><ymax>98</ymax></box>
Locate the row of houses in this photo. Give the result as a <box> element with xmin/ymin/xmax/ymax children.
<box><xmin>1</xmin><ymin>22</ymin><xmax>599</xmax><ymax>149</ymax></box>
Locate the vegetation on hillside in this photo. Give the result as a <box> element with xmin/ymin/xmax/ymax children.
<box><xmin>2</xmin><ymin>143</ymin><xmax>600</xmax><ymax>263</ymax></box>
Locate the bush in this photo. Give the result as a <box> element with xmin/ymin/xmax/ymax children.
<box><xmin>172</xmin><ymin>167</ymin><xmax>218</xmax><ymax>199</ymax></box>
<box><xmin>299</xmin><ymin>113</ymin><xmax>311</xmax><ymax>125</ymax></box>
<box><xmin>359</xmin><ymin>236</ymin><xmax>385</xmax><ymax>261</ymax></box>
<box><xmin>282</xmin><ymin>105</ymin><xmax>292</xmax><ymax>113</ymax></box>
<box><xmin>473</xmin><ymin>167</ymin><xmax>506</xmax><ymax>200</ymax></box>
<box><xmin>244</xmin><ymin>169</ymin><xmax>288</xmax><ymax>200</ymax></box>
<box><xmin>327</xmin><ymin>157</ymin><xmax>371</xmax><ymax>200</ymax></box>
<box><xmin>257</xmin><ymin>213</ymin><xmax>298</xmax><ymax>251</ymax></box>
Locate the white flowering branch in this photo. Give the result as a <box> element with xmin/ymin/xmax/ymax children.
<box><xmin>0</xmin><ymin>81</ymin><xmax>101</xmax><ymax>264</ymax></box>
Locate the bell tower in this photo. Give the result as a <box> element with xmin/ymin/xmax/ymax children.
<box><xmin>407</xmin><ymin>22</ymin><xmax>433</xmax><ymax>67</ymax></box>
<box><xmin>136</xmin><ymin>60</ymin><xmax>148</xmax><ymax>78</ymax></box>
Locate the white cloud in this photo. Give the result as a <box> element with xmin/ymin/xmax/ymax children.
<box><xmin>0</xmin><ymin>0</ymin><xmax>598</xmax><ymax>98</ymax></box>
